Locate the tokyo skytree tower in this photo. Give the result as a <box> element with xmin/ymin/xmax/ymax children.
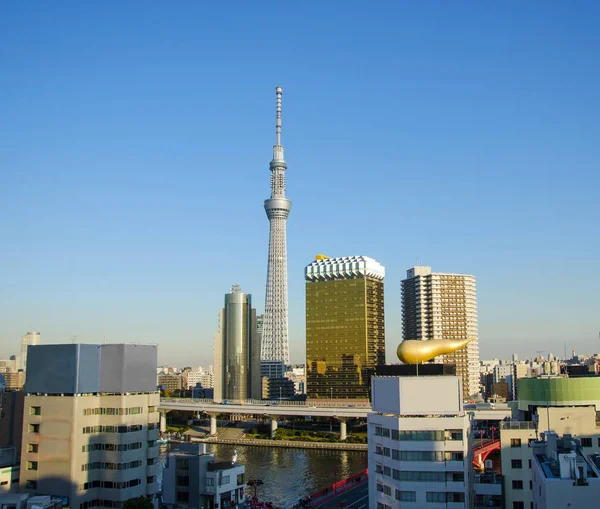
<box><xmin>262</xmin><ymin>86</ymin><xmax>291</xmax><ymax>365</ymax></box>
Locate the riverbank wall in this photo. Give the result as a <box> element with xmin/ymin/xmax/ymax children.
<box><xmin>172</xmin><ymin>436</ymin><xmax>368</xmax><ymax>451</ymax></box>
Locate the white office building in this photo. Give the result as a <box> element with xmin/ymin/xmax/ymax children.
<box><xmin>401</xmin><ymin>267</ymin><xmax>479</xmax><ymax>398</ymax></box>
<box><xmin>368</xmin><ymin>376</ymin><xmax>473</xmax><ymax>509</ymax></box>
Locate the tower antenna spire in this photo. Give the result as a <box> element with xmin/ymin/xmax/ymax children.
<box><xmin>275</xmin><ymin>86</ymin><xmax>282</xmax><ymax>146</ymax></box>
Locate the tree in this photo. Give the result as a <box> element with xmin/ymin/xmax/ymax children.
<box><xmin>123</xmin><ymin>497</ymin><xmax>153</xmax><ymax>509</ymax></box>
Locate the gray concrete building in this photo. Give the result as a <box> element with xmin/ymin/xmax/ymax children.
<box><xmin>19</xmin><ymin>344</ymin><xmax>160</xmax><ymax>509</ymax></box>
<box><xmin>162</xmin><ymin>444</ymin><xmax>245</xmax><ymax>509</ymax></box>
<box><xmin>214</xmin><ymin>285</ymin><xmax>261</xmax><ymax>402</ymax></box>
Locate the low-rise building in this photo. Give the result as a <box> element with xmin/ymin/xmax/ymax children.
<box><xmin>261</xmin><ymin>377</ymin><xmax>295</xmax><ymax>400</ymax></box>
<box><xmin>532</xmin><ymin>432</ymin><xmax>600</xmax><ymax>508</ymax></box>
<box><xmin>162</xmin><ymin>444</ymin><xmax>245</xmax><ymax>509</ymax></box>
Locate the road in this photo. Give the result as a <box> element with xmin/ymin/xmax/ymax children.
<box><xmin>316</xmin><ymin>482</ymin><xmax>368</xmax><ymax>509</ymax></box>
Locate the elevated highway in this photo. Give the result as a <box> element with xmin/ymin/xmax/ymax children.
<box><xmin>158</xmin><ymin>398</ymin><xmax>511</xmax><ymax>439</ymax></box>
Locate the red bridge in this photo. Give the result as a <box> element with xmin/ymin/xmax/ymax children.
<box><xmin>472</xmin><ymin>439</ymin><xmax>500</xmax><ymax>470</ymax></box>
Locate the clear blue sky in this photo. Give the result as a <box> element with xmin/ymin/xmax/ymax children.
<box><xmin>1</xmin><ymin>2</ymin><xmax>599</xmax><ymax>366</ymax></box>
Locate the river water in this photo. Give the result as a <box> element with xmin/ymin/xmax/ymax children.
<box><xmin>159</xmin><ymin>443</ymin><xmax>368</xmax><ymax>507</ymax></box>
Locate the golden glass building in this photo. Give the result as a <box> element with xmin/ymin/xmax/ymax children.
<box><xmin>305</xmin><ymin>256</ymin><xmax>385</xmax><ymax>399</ymax></box>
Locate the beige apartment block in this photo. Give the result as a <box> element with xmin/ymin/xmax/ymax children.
<box><xmin>401</xmin><ymin>266</ymin><xmax>480</xmax><ymax>398</ymax></box>
<box><xmin>20</xmin><ymin>393</ymin><xmax>160</xmax><ymax>508</ymax></box>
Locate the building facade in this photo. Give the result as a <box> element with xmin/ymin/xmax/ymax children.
<box><xmin>214</xmin><ymin>285</ymin><xmax>261</xmax><ymax>402</ymax></box>
<box><xmin>262</xmin><ymin>87</ymin><xmax>291</xmax><ymax>366</ymax></box>
<box><xmin>305</xmin><ymin>256</ymin><xmax>385</xmax><ymax>399</ymax></box>
<box><xmin>19</xmin><ymin>344</ymin><xmax>160</xmax><ymax>509</ymax></box>
<box><xmin>401</xmin><ymin>266</ymin><xmax>480</xmax><ymax>398</ymax></box>
<box><xmin>368</xmin><ymin>376</ymin><xmax>473</xmax><ymax>509</ymax></box>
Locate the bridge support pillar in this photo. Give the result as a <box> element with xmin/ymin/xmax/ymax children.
<box><xmin>270</xmin><ymin>418</ymin><xmax>278</xmax><ymax>438</ymax></box>
<box><xmin>209</xmin><ymin>413</ymin><xmax>217</xmax><ymax>436</ymax></box>
<box><xmin>339</xmin><ymin>418</ymin><xmax>347</xmax><ymax>441</ymax></box>
<box><xmin>159</xmin><ymin>411</ymin><xmax>169</xmax><ymax>433</ymax></box>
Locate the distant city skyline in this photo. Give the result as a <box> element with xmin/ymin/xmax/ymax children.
<box><xmin>1</xmin><ymin>3</ymin><xmax>599</xmax><ymax>365</ymax></box>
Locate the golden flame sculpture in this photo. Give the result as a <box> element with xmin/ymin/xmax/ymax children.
<box><xmin>397</xmin><ymin>338</ymin><xmax>474</xmax><ymax>364</ymax></box>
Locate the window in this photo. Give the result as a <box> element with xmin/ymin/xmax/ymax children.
<box><xmin>398</xmin><ymin>471</ymin><xmax>445</xmax><ymax>482</ymax></box>
<box><xmin>513</xmin><ymin>502</ymin><xmax>524</xmax><ymax>509</ymax></box>
<box><xmin>25</xmin><ymin>480</ymin><xmax>37</xmax><ymax>489</ymax></box>
<box><xmin>398</xmin><ymin>430</ymin><xmax>445</xmax><ymax>441</ymax></box>
<box><xmin>392</xmin><ymin>449</ymin><xmax>400</xmax><ymax>460</ymax></box>
<box><xmin>511</xmin><ymin>438</ymin><xmax>522</xmax><ymax>448</ymax></box>
<box><xmin>237</xmin><ymin>473</ymin><xmax>245</xmax><ymax>486</ymax></box>
<box><xmin>383</xmin><ymin>447</ymin><xmax>390</xmax><ymax>457</ymax></box>
<box><xmin>377</xmin><ymin>483</ymin><xmax>384</xmax><ymax>492</ymax></box>
<box><xmin>448</xmin><ymin>493</ymin><xmax>465</xmax><ymax>502</ymax></box>
<box><xmin>395</xmin><ymin>490</ymin><xmax>416</xmax><ymax>502</ymax></box>
<box><xmin>391</xmin><ymin>429</ymin><xmax>399</xmax><ymax>440</ymax></box>
<box><xmin>426</xmin><ymin>492</ymin><xmax>446</xmax><ymax>503</ymax></box>
<box><xmin>383</xmin><ymin>466</ymin><xmax>391</xmax><ymax>476</ymax></box>
<box><xmin>29</xmin><ymin>406</ymin><xmax>41</xmax><ymax>416</ymax></box>
<box><xmin>528</xmin><ymin>459</ymin><xmax>532</xmax><ymax>468</ymax></box>
<box><xmin>512</xmin><ymin>480</ymin><xmax>523</xmax><ymax>490</ymax></box>
<box><xmin>375</xmin><ymin>446</ymin><xmax>383</xmax><ymax>456</ymax></box>
<box><xmin>27</xmin><ymin>444</ymin><xmax>38</xmax><ymax>453</ymax></box>
<box><xmin>375</xmin><ymin>464</ymin><xmax>383</xmax><ymax>474</ymax></box>
<box><xmin>581</xmin><ymin>437</ymin><xmax>592</xmax><ymax>447</ymax></box>
<box><xmin>206</xmin><ymin>478</ymin><xmax>215</xmax><ymax>486</ymax></box>
<box><xmin>382</xmin><ymin>428</ymin><xmax>390</xmax><ymax>438</ymax></box>
<box><xmin>377</xmin><ymin>504</ymin><xmax>391</xmax><ymax>509</ymax></box>
<box><xmin>1</xmin><ymin>481</ymin><xmax>7</xmax><ymax>486</ymax></box>
<box><xmin>450</xmin><ymin>431</ymin><xmax>463</xmax><ymax>440</ymax></box>
<box><xmin>392</xmin><ymin>469</ymin><xmax>400</xmax><ymax>480</ymax></box>
<box><xmin>220</xmin><ymin>475</ymin><xmax>230</xmax><ymax>486</ymax></box>
<box><xmin>26</xmin><ymin>461</ymin><xmax>38</xmax><ymax>471</ymax></box>
<box><xmin>512</xmin><ymin>459</ymin><xmax>523</xmax><ymax>469</ymax></box>
<box><xmin>28</xmin><ymin>424</ymin><xmax>39</xmax><ymax>434</ymax></box>
<box><xmin>176</xmin><ymin>475</ymin><xmax>189</xmax><ymax>487</ymax></box>
<box><xmin>529</xmin><ymin>480</ymin><xmax>533</xmax><ymax>489</ymax></box>
<box><xmin>597</xmin><ymin>437</ymin><xmax>600</xmax><ymax>448</ymax></box>
<box><xmin>375</xmin><ymin>426</ymin><xmax>383</xmax><ymax>436</ymax></box>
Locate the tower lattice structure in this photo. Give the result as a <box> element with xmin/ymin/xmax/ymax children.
<box><xmin>262</xmin><ymin>86</ymin><xmax>291</xmax><ymax>365</ymax></box>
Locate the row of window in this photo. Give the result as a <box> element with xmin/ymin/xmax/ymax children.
<box><xmin>81</xmin><ymin>460</ymin><xmax>143</xmax><ymax>472</ymax></box>
<box><xmin>82</xmin><ymin>478</ymin><xmax>143</xmax><ymax>490</ymax></box>
<box><xmin>374</xmin><ymin>466</ymin><xmax>464</xmax><ymax>482</ymax></box>
<box><xmin>374</xmin><ymin>427</ymin><xmax>463</xmax><ymax>441</ymax></box>
<box><xmin>376</xmin><ymin>484</ymin><xmax>464</xmax><ymax>503</ymax></box>
<box><xmin>83</xmin><ymin>407</ymin><xmax>144</xmax><ymax>416</ymax></box>
<box><xmin>82</xmin><ymin>442</ymin><xmax>143</xmax><ymax>452</ymax></box>
<box><xmin>82</xmin><ymin>424</ymin><xmax>146</xmax><ymax>434</ymax></box>
<box><xmin>374</xmin><ymin>446</ymin><xmax>464</xmax><ymax>462</ymax></box>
